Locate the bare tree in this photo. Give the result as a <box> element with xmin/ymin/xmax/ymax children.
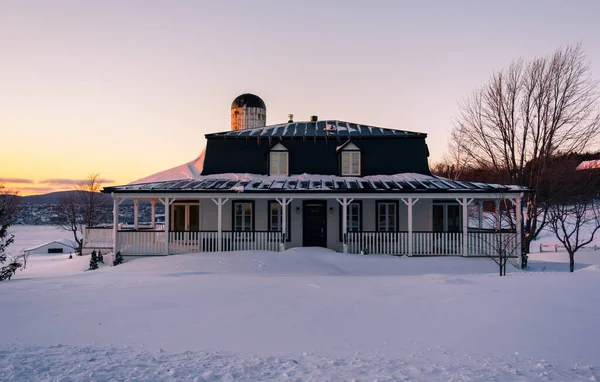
<box><xmin>432</xmin><ymin>128</ymin><xmax>471</xmax><ymax>180</ymax></box>
<box><xmin>453</xmin><ymin>44</ymin><xmax>600</xmax><ymax>258</ymax></box>
<box><xmin>57</xmin><ymin>174</ymin><xmax>110</xmax><ymax>255</ymax></box>
<box><xmin>0</xmin><ymin>183</ymin><xmax>23</xmax><ymax>281</ymax></box>
<box><xmin>469</xmin><ymin>197</ymin><xmax>520</xmax><ymax>276</ymax></box>
<box><xmin>547</xmin><ymin>159</ymin><xmax>600</xmax><ymax>272</ymax></box>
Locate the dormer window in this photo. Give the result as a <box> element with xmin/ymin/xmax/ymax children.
<box><xmin>269</xmin><ymin>143</ymin><xmax>288</xmax><ymax>176</ymax></box>
<box><xmin>339</xmin><ymin>142</ymin><xmax>361</xmax><ymax>176</ymax></box>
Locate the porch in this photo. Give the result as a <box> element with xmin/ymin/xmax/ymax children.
<box><xmin>84</xmin><ymin>192</ymin><xmax>523</xmax><ymax>263</ymax></box>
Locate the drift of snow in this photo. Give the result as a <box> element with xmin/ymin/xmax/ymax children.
<box><xmin>1</xmin><ymin>226</ymin><xmax>600</xmax><ymax>381</ymax></box>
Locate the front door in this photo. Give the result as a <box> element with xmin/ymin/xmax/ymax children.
<box><xmin>303</xmin><ymin>201</ymin><xmax>327</xmax><ymax>247</ymax></box>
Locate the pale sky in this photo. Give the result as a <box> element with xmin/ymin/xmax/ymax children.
<box><xmin>1</xmin><ymin>0</ymin><xmax>599</xmax><ymax>195</ymax></box>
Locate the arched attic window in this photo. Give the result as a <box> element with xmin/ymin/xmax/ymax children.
<box><xmin>269</xmin><ymin>143</ymin><xmax>289</xmax><ymax>176</ymax></box>
<box><xmin>338</xmin><ymin>142</ymin><xmax>361</xmax><ymax>176</ymax></box>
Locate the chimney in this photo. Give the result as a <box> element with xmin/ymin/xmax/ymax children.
<box><xmin>288</xmin><ymin>114</ymin><xmax>294</xmax><ymax>123</ymax></box>
<box><xmin>310</xmin><ymin>115</ymin><xmax>318</xmax><ymax>122</ymax></box>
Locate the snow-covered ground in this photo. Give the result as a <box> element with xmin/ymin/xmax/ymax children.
<box><xmin>1</xmin><ymin>226</ymin><xmax>600</xmax><ymax>381</ymax></box>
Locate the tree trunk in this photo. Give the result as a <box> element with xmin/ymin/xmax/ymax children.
<box><xmin>569</xmin><ymin>252</ymin><xmax>575</xmax><ymax>273</ymax></box>
<box><xmin>523</xmin><ymin>234</ymin><xmax>533</xmax><ymax>256</ymax></box>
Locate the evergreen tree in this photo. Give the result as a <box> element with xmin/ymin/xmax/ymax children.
<box><xmin>97</xmin><ymin>249</ymin><xmax>104</xmax><ymax>264</ymax></box>
<box><xmin>1</xmin><ymin>184</ymin><xmax>22</xmax><ymax>282</ymax></box>
<box><xmin>89</xmin><ymin>250</ymin><xmax>98</xmax><ymax>270</ymax></box>
<box><xmin>113</xmin><ymin>251</ymin><xmax>123</xmax><ymax>266</ymax></box>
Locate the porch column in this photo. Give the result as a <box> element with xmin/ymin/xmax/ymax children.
<box><xmin>198</xmin><ymin>199</ymin><xmax>202</xmax><ymax>231</ymax></box>
<box><xmin>277</xmin><ymin>198</ymin><xmax>292</xmax><ymax>252</ymax></box>
<box><xmin>408</xmin><ymin>199</ymin><xmax>413</xmax><ymax>256</ymax></box>
<box><xmin>478</xmin><ymin>200</ymin><xmax>483</xmax><ymax>229</ymax></box>
<box><xmin>455</xmin><ymin>197</ymin><xmax>473</xmax><ymax>257</ymax></box>
<box><xmin>160</xmin><ymin>198</ymin><xmax>174</xmax><ymax>255</ymax></box>
<box><xmin>336</xmin><ymin>198</ymin><xmax>353</xmax><ymax>254</ymax></box>
<box><xmin>212</xmin><ymin>198</ymin><xmax>229</xmax><ymax>252</ymax></box>
<box><xmin>515</xmin><ymin>195</ymin><xmax>523</xmax><ymax>268</ymax></box>
<box><xmin>151</xmin><ymin>201</ymin><xmax>156</xmax><ymax>229</ymax></box>
<box><xmin>402</xmin><ymin>198</ymin><xmax>418</xmax><ymax>256</ymax></box>
<box><xmin>342</xmin><ymin>198</ymin><xmax>348</xmax><ymax>253</ymax></box>
<box><xmin>112</xmin><ymin>195</ymin><xmax>119</xmax><ymax>254</ymax></box>
<box><xmin>462</xmin><ymin>197</ymin><xmax>470</xmax><ymax>257</ymax></box>
<box><xmin>495</xmin><ymin>200</ymin><xmax>501</xmax><ymax>230</ymax></box>
<box><xmin>133</xmin><ymin>199</ymin><xmax>140</xmax><ymax>230</ymax></box>
<box><xmin>184</xmin><ymin>205</ymin><xmax>190</xmax><ymax>231</ymax></box>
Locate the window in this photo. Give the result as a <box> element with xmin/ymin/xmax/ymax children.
<box><xmin>269</xmin><ymin>143</ymin><xmax>288</xmax><ymax>175</ymax></box>
<box><xmin>173</xmin><ymin>205</ymin><xmax>186</xmax><ymax>231</ymax></box>
<box><xmin>189</xmin><ymin>205</ymin><xmax>200</xmax><ymax>231</ymax></box>
<box><xmin>339</xmin><ymin>142</ymin><xmax>361</xmax><ymax>176</ymax></box>
<box><xmin>377</xmin><ymin>201</ymin><xmax>398</xmax><ymax>232</ymax></box>
<box><xmin>433</xmin><ymin>201</ymin><xmax>461</xmax><ymax>232</ymax></box>
<box><xmin>233</xmin><ymin>201</ymin><xmax>254</xmax><ymax>231</ymax></box>
<box><xmin>268</xmin><ymin>201</ymin><xmax>291</xmax><ymax>241</ymax></box>
<box><xmin>339</xmin><ymin>201</ymin><xmax>362</xmax><ymax>241</ymax></box>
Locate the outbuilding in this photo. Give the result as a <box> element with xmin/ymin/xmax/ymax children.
<box><xmin>23</xmin><ymin>240</ymin><xmax>75</xmax><ymax>256</ymax></box>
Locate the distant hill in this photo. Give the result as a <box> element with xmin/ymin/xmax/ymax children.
<box><xmin>18</xmin><ymin>191</ymin><xmax>114</xmax><ymax>205</ymax></box>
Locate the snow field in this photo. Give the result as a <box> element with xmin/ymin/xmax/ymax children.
<box><xmin>1</xmin><ymin>226</ymin><xmax>599</xmax><ymax>381</ymax></box>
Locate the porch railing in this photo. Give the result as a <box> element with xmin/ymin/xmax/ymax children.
<box><xmin>222</xmin><ymin>231</ymin><xmax>282</xmax><ymax>252</ymax></box>
<box><xmin>347</xmin><ymin>231</ymin><xmax>408</xmax><ymax>255</ymax></box>
<box><xmin>414</xmin><ymin>231</ymin><xmax>462</xmax><ymax>255</ymax></box>
<box><xmin>115</xmin><ymin>230</ymin><xmax>283</xmax><ymax>255</ymax></box>
<box><xmin>119</xmin><ymin>230</ymin><xmax>166</xmax><ymax>255</ymax></box>
<box><xmin>347</xmin><ymin>231</ymin><xmax>519</xmax><ymax>257</ymax></box>
<box><xmin>83</xmin><ymin>227</ymin><xmax>114</xmax><ymax>249</ymax></box>
<box><xmin>467</xmin><ymin>231</ymin><xmax>519</xmax><ymax>257</ymax></box>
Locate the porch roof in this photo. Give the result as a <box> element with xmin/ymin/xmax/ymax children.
<box><xmin>103</xmin><ymin>173</ymin><xmax>530</xmax><ymax>195</ymax></box>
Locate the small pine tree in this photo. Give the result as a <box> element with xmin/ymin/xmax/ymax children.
<box><xmin>97</xmin><ymin>250</ymin><xmax>104</xmax><ymax>264</ymax></box>
<box><xmin>89</xmin><ymin>250</ymin><xmax>98</xmax><ymax>270</ymax></box>
<box><xmin>113</xmin><ymin>251</ymin><xmax>123</xmax><ymax>266</ymax></box>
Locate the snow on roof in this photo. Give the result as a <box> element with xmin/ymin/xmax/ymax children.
<box><xmin>129</xmin><ymin>149</ymin><xmax>205</xmax><ymax>185</ymax></box>
<box><xmin>576</xmin><ymin>159</ymin><xmax>600</xmax><ymax>170</ymax></box>
<box><xmin>105</xmin><ymin>172</ymin><xmax>530</xmax><ymax>194</ymax></box>
<box><xmin>24</xmin><ymin>239</ymin><xmax>75</xmax><ymax>252</ymax></box>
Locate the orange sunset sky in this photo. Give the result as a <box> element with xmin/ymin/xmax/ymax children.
<box><xmin>2</xmin><ymin>1</ymin><xmax>599</xmax><ymax>195</ymax></box>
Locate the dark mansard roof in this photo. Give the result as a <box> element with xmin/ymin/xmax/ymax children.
<box><xmin>205</xmin><ymin>120</ymin><xmax>427</xmax><ymax>139</ymax></box>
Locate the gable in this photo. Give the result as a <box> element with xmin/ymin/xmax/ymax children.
<box><xmin>271</xmin><ymin>143</ymin><xmax>288</xmax><ymax>151</ymax></box>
